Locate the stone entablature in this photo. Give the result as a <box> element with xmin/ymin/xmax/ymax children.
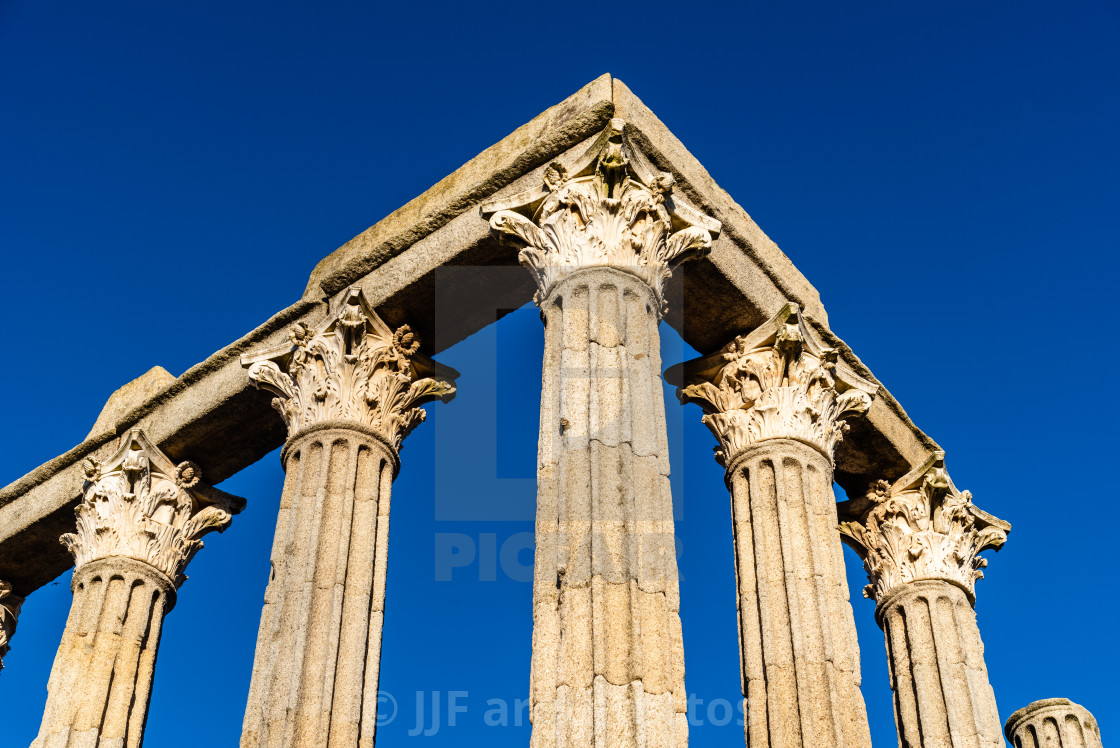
<box><xmin>482</xmin><ymin>118</ymin><xmax>721</xmax><ymax>311</ymax></box>
<box><xmin>242</xmin><ymin>287</ymin><xmax>455</xmax><ymax>452</ymax></box>
<box><xmin>674</xmin><ymin>303</ymin><xmax>877</xmax><ymax>466</ymax></box>
<box><xmin>62</xmin><ymin>429</ymin><xmax>245</xmax><ymax>588</ymax></box>
<box><xmin>839</xmin><ymin>452</ymin><xmax>1010</xmax><ymax>604</ymax></box>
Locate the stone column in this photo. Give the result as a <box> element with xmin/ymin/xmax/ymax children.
<box><xmin>672</xmin><ymin>303</ymin><xmax>877</xmax><ymax>748</ymax></box>
<box><xmin>1005</xmin><ymin>699</ymin><xmax>1104</xmax><ymax>748</ymax></box>
<box><xmin>239</xmin><ymin>287</ymin><xmax>455</xmax><ymax>748</ymax></box>
<box><xmin>34</xmin><ymin>429</ymin><xmax>244</xmax><ymax>748</ymax></box>
<box><xmin>838</xmin><ymin>453</ymin><xmax>1011</xmax><ymax>748</ymax></box>
<box><xmin>0</xmin><ymin>579</ymin><xmax>23</xmax><ymax>672</ymax></box>
<box><xmin>485</xmin><ymin>119</ymin><xmax>720</xmax><ymax>748</ymax></box>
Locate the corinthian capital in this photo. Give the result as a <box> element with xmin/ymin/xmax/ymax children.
<box><xmin>61</xmin><ymin>429</ymin><xmax>245</xmax><ymax>588</ymax></box>
<box><xmin>838</xmin><ymin>452</ymin><xmax>1010</xmax><ymax>604</ymax></box>
<box><xmin>0</xmin><ymin>580</ymin><xmax>22</xmax><ymax>671</ymax></box>
<box><xmin>671</xmin><ymin>303</ymin><xmax>877</xmax><ymax>465</ymax></box>
<box><xmin>242</xmin><ymin>288</ymin><xmax>456</xmax><ymax>451</ymax></box>
<box><xmin>481</xmin><ymin>119</ymin><xmax>721</xmax><ymax>310</ymax></box>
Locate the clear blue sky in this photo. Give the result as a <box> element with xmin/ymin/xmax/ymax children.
<box><xmin>1</xmin><ymin>1</ymin><xmax>1117</xmax><ymax>745</ymax></box>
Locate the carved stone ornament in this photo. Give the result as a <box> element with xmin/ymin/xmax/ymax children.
<box><xmin>241</xmin><ymin>287</ymin><xmax>456</xmax><ymax>451</ymax></box>
<box><xmin>0</xmin><ymin>580</ymin><xmax>22</xmax><ymax>671</ymax></box>
<box><xmin>480</xmin><ymin>118</ymin><xmax>722</xmax><ymax>310</ymax></box>
<box><xmin>671</xmin><ymin>303</ymin><xmax>877</xmax><ymax>465</ymax></box>
<box><xmin>838</xmin><ymin>452</ymin><xmax>1011</xmax><ymax>604</ymax></box>
<box><xmin>61</xmin><ymin>429</ymin><xmax>246</xmax><ymax>588</ymax></box>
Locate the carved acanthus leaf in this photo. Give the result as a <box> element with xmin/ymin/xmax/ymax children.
<box><xmin>60</xmin><ymin>430</ymin><xmax>245</xmax><ymax>588</ymax></box>
<box><xmin>481</xmin><ymin>119</ymin><xmax>721</xmax><ymax>311</ymax></box>
<box><xmin>242</xmin><ymin>288</ymin><xmax>456</xmax><ymax>451</ymax></box>
<box><xmin>0</xmin><ymin>580</ymin><xmax>23</xmax><ymax>672</ymax></box>
<box><xmin>675</xmin><ymin>303</ymin><xmax>877</xmax><ymax>464</ymax></box>
<box><xmin>838</xmin><ymin>452</ymin><xmax>1010</xmax><ymax>603</ymax></box>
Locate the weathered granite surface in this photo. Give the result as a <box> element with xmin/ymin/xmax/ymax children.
<box><xmin>34</xmin><ymin>557</ymin><xmax>173</xmax><ymax>748</ymax></box>
<box><xmin>0</xmin><ymin>74</ymin><xmax>938</xmax><ymax>599</ymax></box>
<box><xmin>529</xmin><ymin>268</ymin><xmax>690</xmax><ymax>747</ymax></box>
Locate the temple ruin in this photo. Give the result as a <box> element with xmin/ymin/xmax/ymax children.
<box><xmin>0</xmin><ymin>75</ymin><xmax>1103</xmax><ymax>748</ymax></box>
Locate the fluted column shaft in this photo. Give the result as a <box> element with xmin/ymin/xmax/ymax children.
<box><xmin>242</xmin><ymin>425</ymin><xmax>396</xmax><ymax>748</ymax></box>
<box><xmin>877</xmin><ymin>580</ymin><xmax>1002</xmax><ymax>748</ymax></box>
<box><xmin>483</xmin><ymin>120</ymin><xmax>718</xmax><ymax>746</ymax></box>
<box><xmin>673</xmin><ymin>303</ymin><xmax>877</xmax><ymax>748</ymax></box>
<box><xmin>838</xmin><ymin>453</ymin><xmax>1010</xmax><ymax>748</ymax></box>
<box><xmin>239</xmin><ymin>287</ymin><xmax>454</xmax><ymax>748</ymax></box>
<box><xmin>34</xmin><ymin>557</ymin><xmax>174</xmax><ymax>748</ymax></box>
<box><xmin>727</xmin><ymin>439</ymin><xmax>869</xmax><ymax>748</ymax></box>
<box><xmin>1005</xmin><ymin>698</ymin><xmax>1104</xmax><ymax>748</ymax></box>
<box><xmin>531</xmin><ymin>268</ymin><xmax>687</xmax><ymax>748</ymax></box>
<box><xmin>33</xmin><ymin>428</ymin><xmax>241</xmax><ymax>748</ymax></box>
